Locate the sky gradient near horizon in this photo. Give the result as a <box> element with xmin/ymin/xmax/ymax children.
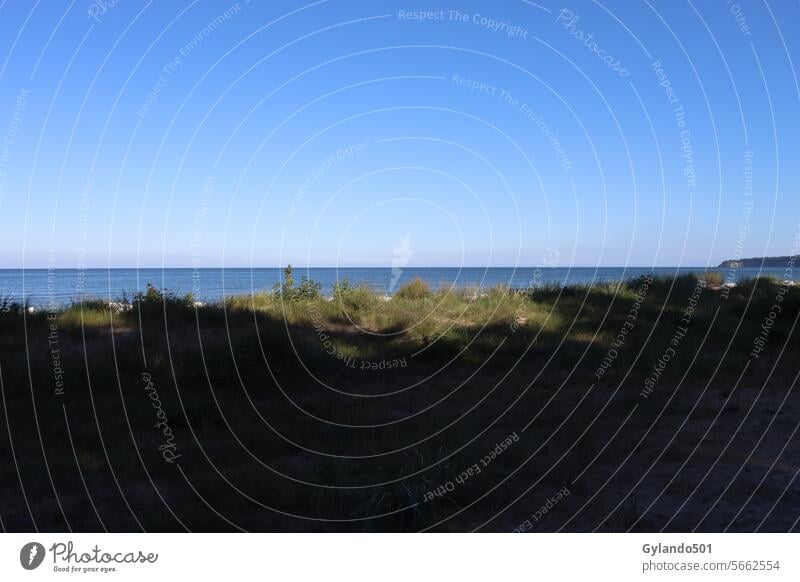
<box><xmin>0</xmin><ymin>0</ymin><xmax>798</xmax><ymax>268</ymax></box>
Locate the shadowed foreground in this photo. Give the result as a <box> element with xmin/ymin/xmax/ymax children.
<box><xmin>1</xmin><ymin>273</ymin><xmax>798</xmax><ymax>531</ymax></box>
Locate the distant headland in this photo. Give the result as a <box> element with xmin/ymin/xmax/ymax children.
<box><xmin>718</xmin><ymin>256</ymin><xmax>795</xmax><ymax>268</ymax></box>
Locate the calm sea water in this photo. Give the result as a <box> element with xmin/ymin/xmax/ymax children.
<box><xmin>0</xmin><ymin>267</ymin><xmax>795</xmax><ymax>308</ymax></box>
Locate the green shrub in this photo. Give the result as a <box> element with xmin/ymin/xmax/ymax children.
<box><xmin>331</xmin><ymin>278</ymin><xmax>352</xmax><ymax>299</ymax></box>
<box><xmin>395</xmin><ymin>277</ymin><xmax>430</xmax><ymax>300</ymax></box>
<box><xmin>333</xmin><ymin>279</ymin><xmax>377</xmax><ymax>312</ymax></box>
<box><xmin>272</xmin><ymin>265</ymin><xmax>321</xmax><ymax>300</ymax></box>
<box><xmin>295</xmin><ymin>275</ymin><xmax>322</xmax><ymax>299</ymax></box>
<box><xmin>272</xmin><ymin>264</ymin><xmax>295</xmax><ymax>298</ymax></box>
<box><xmin>134</xmin><ymin>283</ymin><xmax>195</xmax><ymax>311</ymax></box>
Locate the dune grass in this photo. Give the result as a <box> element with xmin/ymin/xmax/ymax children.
<box><xmin>21</xmin><ymin>271</ymin><xmax>794</xmax><ymax>354</ymax></box>
<box><xmin>2</xmin><ymin>271</ymin><xmax>799</xmax><ymax>531</ymax></box>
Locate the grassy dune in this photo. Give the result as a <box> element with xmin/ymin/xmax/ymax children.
<box><xmin>1</xmin><ymin>273</ymin><xmax>799</xmax><ymax>531</ymax></box>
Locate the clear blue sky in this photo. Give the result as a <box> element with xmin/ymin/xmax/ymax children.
<box><xmin>0</xmin><ymin>0</ymin><xmax>798</xmax><ymax>268</ymax></box>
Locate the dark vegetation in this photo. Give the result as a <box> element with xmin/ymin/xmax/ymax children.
<box><xmin>1</xmin><ymin>271</ymin><xmax>799</xmax><ymax>531</ymax></box>
<box><xmin>718</xmin><ymin>256</ymin><xmax>797</xmax><ymax>269</ymax></box>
